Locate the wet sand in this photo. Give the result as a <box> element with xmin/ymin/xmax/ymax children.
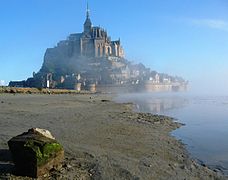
<box><xmin>0</xmin><ymin>94</ymin><xmax>226</xmax><ymax>179</ymax></box>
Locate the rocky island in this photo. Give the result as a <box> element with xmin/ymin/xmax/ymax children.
<box><xmin>9</xmin><ymin>4</ymin><xmax>187</xmax><ymax>93</ymax></box>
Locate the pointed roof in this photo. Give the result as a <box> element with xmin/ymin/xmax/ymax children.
<box><xmin>84</xmin><ymin>1</ymin><xmax>92</xmax><ymax>26</ymax></box>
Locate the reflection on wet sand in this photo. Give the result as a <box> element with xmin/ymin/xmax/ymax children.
<box><xmin>115</xmin><ymin>93</ymin><xmax>189</xmax><ymax>114</ymax></box>
<box><xmin>134</xmin><ymin>97</ymin><xmax>189</xmax><ymax>114</ymax></box>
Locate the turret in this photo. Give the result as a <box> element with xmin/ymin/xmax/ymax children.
<box><xmin>84</xmin><ymin>2</ymin><xmax>92</xmax><ymax>34</ymax></box>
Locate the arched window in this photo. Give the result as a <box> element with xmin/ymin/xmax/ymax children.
<box><xmin>97</xmin><ymin>29</ymin><xmax>99</xmax><ymax>37</ymax></box>
<box><xmin>97</xmin><ymin>45</ymin><xmax>101</xmax><ymax>57</ymax></box>
<box><xmin>108</xmin><ymin>47</ymin><xmax>111</xmax><ymax>55</ymax></box>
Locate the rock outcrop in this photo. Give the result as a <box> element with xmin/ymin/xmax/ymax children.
<box><xmin>8</xmin><ymin>128</ymin><xmax>64</xmax><ymax>178</ymax></box>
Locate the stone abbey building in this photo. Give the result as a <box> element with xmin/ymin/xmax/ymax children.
<box><xmin>79</xmin><ymin>5</ymin><xmax>124</xmax><ymax>58</ymax></box>
<box><xmin>58</xmin><ymin>5</ymin><xmax>124</xmax><ymax>59</ymax></box>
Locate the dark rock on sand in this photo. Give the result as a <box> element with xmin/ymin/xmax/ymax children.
<box><xmin>8</xmin><ymin>128</ymin><xmax>64</xmax><ymax>178</ymax></box>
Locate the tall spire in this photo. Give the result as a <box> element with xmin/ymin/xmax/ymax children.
<box><xmin>86</xmin><ymin>1</ymin><xmax>90</xmax><ymax>19</ymax></box>
<box><xmin>84</xmin><ymin>1</ymin><xmax>92</xmax><ymax>33</ymax></box>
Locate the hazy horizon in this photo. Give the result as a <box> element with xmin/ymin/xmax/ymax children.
<box><xmin>0</xmin><ymin>0</ymin><xmax>227</xmax><ymax>95</ymax></box>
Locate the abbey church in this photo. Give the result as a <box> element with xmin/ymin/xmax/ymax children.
<box><xmin>78</xmin><ymin>4</ymin><xmax>124</xmax><ymax>58</ymax></box>
<box><xmin>58</xmin><ymin>4</ymin><xmax>124</xmax><ymax>58</ymax></box>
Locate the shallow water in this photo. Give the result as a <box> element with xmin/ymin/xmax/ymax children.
<box><xmin>115</xmin><ymin>92</ymin><xmax>228</xmax><ymax>173</ymax></box>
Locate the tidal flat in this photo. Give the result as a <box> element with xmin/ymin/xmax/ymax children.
<box><xmin>0</xmin><ymin>94</ymin><xmax>226</xmax><ymax>179</ymax></box>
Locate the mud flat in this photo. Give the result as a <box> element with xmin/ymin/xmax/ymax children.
<box><xmin>0</xmin><ymin>94</ymin><xmax>226</xmax><ymax>179</ymax></box>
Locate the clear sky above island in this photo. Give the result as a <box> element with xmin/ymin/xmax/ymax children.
<box><xmin>0</xmin><ymin>0</ymin><xmax>228</xmax><ymax>94</ymax></box>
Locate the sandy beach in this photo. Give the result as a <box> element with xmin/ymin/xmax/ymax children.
<box><xmin>0</xmin><ymin>94</ymin><xmax>226</xmax><ymax>179</ymax></box>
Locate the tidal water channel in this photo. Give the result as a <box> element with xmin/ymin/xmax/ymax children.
<box><xmin>115</xmin><ymin>92</ymin><xmax>228</xmax><ymax>174</ymax></box>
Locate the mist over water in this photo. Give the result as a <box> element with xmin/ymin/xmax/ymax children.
<box><xmin>186</xmin><ymin>70</ymin><xmax>228</xmax><ymax>96</ymax></box>
<box><xmin>115</xmin><ymin>91</ymin><xmax>228</xmax><ymax>173</ymax></box>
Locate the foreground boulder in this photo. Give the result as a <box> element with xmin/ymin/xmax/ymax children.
<box><xmin>8</xmin><ymin>128</ymin><xmax>64</xmax><ymax>178</ymax></box>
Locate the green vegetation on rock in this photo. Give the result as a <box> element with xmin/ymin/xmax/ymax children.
<box><xmin>24</xmin><ymin>139</ymin><xmax>63</xmax><ymax>166</ymax></box>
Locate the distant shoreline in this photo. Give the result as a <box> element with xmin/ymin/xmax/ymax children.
<box><xmin>0</xmin><ymin>86</ymin><xmax>93</xmax><ymax>95</ymax></box>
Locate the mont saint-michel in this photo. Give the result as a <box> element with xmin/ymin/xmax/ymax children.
<box><xmin>9</xmin><ymin>5</ymin><xmax>187</xmax><ymax>92</ymax></box>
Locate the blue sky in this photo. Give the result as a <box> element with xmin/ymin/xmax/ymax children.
<box><xmin>0</xmin><ymin>0</ymin><xmax>228</xmax><ymax>94</ymax></box>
